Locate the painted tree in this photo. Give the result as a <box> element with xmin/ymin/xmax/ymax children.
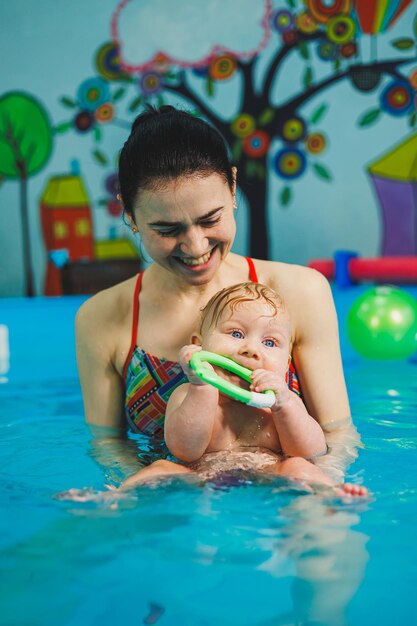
<box><xmin>0</xmin><ymin>92</ymin><xmax>53</xmax><ymax>296</ymax></box>
<box><xmin>58</xmin><ymin>0</ymin><xmax>417</xmax><ymax>258</ymax></box>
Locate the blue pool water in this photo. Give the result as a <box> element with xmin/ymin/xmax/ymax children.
<box><xmin>0</xmin><ymin>288</ymin><xmax>417</xmax><ymax>626</ymax></box>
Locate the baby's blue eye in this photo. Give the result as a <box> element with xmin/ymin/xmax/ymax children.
<box><xmin>263</xmin><ymin>339</ymin><xmax>277</xmax><ymax>348</ymax></box>
<box><xmin>230</xmin><ymin>330</ymin><xmax>244</xmax><ymax>339</ymax></box>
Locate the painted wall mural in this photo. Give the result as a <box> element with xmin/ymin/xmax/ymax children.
<box><xmin>40</xmin><ymin>173</ymin><xmax>94</xmax><ymax>296</ymax></box>
<box><xmin>368</xmin><ymin>133</ymin><xmax>417</xmax><ymax>256</ymax></box>
<box><xmin>0</xmin><ymin>0</ymin><xmax>416</xmax><ymax>295</ymax></box>
<box><xmin>0</xmin><ymin>92</ymin><xmax>53</xmax><ymax>296</ymax></box>
<box><xmin>57</xmin><ymin>0</ymin><xmax>417</xmax><ymax>259</ymax></box>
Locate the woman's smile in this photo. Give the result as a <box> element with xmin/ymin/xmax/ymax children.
<box><xmin>175</xmin><ymin>247</ymin><xmax>219</xmax><ymax>272</ymax></box>
<box><xmin>178</xmin><ymin>249</ymin><xmax>212</xmax><ymax>267</ymax></box>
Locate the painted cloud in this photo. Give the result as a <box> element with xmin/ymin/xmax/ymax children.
<box><xmin>112</xmin><ymin>0</ymin><xmax>271</xmax><ymax>71</ymax></box>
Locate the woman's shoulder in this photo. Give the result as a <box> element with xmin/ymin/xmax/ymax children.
<box><xmin>251</xmin><ymin>258</ymin><xmax>330</xmax><ymax>296</ymax></box>
<box><xmin>248</xmin><ymin>259</ymin><xmax>336</xmax><ymax>348</ymax></box>
<box><xmin>75</xmin><ymin>275</ymin><xmax>138</xmax><ymax>338</ymax></box>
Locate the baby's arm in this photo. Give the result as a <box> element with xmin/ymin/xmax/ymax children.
<box><xmin>251</xmin><ymin>369</ymin><xmax>327</xmax><ymax>458</ymax></box>
<box><xmin>164</xmin><ymin>345</ymin><xmax>219</xmax><ymax>462</ymax></box>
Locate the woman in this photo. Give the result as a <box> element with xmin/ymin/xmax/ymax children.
<box><xmin>76</xmin><ymin>105</ymin><xmax>360</xmax><ymax>482</ymax></box>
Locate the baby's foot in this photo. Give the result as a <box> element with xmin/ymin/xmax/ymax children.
<box><xmin>334</xmin><ymin>483</ymin><xmax>368</xmax><ymax>497</ymax></box>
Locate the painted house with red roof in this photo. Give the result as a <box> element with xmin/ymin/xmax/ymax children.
<box><xmin>40</xmin><ymin>174</ymin><xmax>94</xmax><ymax>295</ymax></box>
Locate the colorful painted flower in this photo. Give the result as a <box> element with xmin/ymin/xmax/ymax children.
<box><xmin>73</xmin><ymin>110</ymin><xmax>95</xmax><ymax>133</ymax></box>
<box><xmin>282</xmin><ymin>30</ymin><xmax>299</xmax><ymax>46</ymax></box>
<box><xmin>271</xmin><ymin>9</ymin><xmax>295</xmax><ymax>33</ymax></box>
<box><xmin>305</xmin><ymin>132</ymin><xmax>327</xmax><ymax>154</ymax></box>
<box><xmin>105</xmin><ymin>173</ymin><xmax>119</xmax><ymax>197</ymax></box>
<box><xmin>280</xmin><ymin>116</ymin><xmax>307</xmax><ymax>143</ymax></box>
<box><xmin>77</xmin><ymin>77</ymin><xmax>110</xmax><ymax>111</ymax></box>
<box><xmin>150</xmin><ymin>53</ymin><xmax>170</xmax><ymax>73</ymax></box>
<box><xmin>231</xmin><ymin>113</ymin><xmax>256</xmax><ymax>138</ymax></box>
<box><xmin>140</xmin><ymin>71</ymin><xmax>163</xmax><ymax>96</ymax></box>
<box><xmin>243</xmin><ymin>130</ymin><xmax>271</xmax><ymax>158</ymax></box>
<box><xmin>274</xmin><ymin>148</ymin><xmax>307</xmax><ymax>179</ymax></box>
<box><xmin>95</xmin><ymin>42</ymin><xmax>127</xmax><ymax>81</ymax></box>
<box><xmin>107</xmin><ymin>199</ymin><xmax>123</xmax><ymax>217</ymax></box>
<box><xmin>326</xmin><ymin>16</ymin><xmax>355</xmax><ymax>44</ymax></box>
<box><xmin>94</xmin><ymin>103</ymin><xmax>115</xmax><ymax>124</ymax></box>
<box><xmin>296</xmin><ymin>11</ymin><xmax>319</xmax><ymax>34</ymax></box>
<box><xmin>306</xmin><ymin>0</ymin><xmax>351</xmax><ymax>24</ymax></box>
<box><xmin>380</xmin><ymin>80</ymin><xmax>415</xmax><ymax>116</ymax></box>
<box><xmin>340</xmin><ymin>42</ymin><xmax>357</xmax><ymax>59</ymax></box>
<box><xmin>192</xmin><ymin>66</ymin><xmax>209</xmax><ymax>77</ymax></box>
<box><xmin>409</xmin><ymin>68</ymin><xmax>417</xmax><ymax>90</ymax></box>
<box><xmin>317</xmin><ymin>41</ymin><xmax>339</xmax><ymax>62</ymax></box>
<box><xmin>209</xmin><ymin>55</ymin><xmax>237</xmax><ymax>81</ymax></box>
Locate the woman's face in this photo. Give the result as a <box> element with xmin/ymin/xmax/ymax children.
<box><xmin>132</xmin><ymin>173</ymin><xmax>237</xmax><ymax>285</ymax></box>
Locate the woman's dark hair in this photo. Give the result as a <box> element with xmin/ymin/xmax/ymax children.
<box><xmin>119</xmin><ymin>105</ymin><xmax>233</xmax><ymax>216</ymax></box>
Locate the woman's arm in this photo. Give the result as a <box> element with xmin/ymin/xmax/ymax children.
<box><xmin>259</xmin><ymin>261</ymin><xmax>362</xmax><ymax>476</ymax></box>
<box><xmin>76</xmin><ymin>298</ymin><xmax>126</xmax><ymax>428</ymax></box>
<box><xmin>76</xmin><ymin>297</ymin><xmax>145</xmax><ymax>477</ymax></box>
<box><xmin>287</xmin><ymin>268</ymin><xmax>363</xmax><ymax>474</ymax></box>
<box><xmin>290</xmin><ymin>268</ymin><xmax>351</xmax><ymax>428</ymax></box>
<box><xmin>87</xmin><ymin>425</ymin><xmax>147</xmax><ymax>484</ymax></box>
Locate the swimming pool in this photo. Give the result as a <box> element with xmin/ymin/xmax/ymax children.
<box><xmin>1</xmin><ymin>287</ymin><xmax>416</xmax><ymax>626</ymax></box>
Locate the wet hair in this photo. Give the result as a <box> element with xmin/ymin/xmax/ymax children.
<box><xmin>118</xmin><ymin>105</ymin><xmax>234</xmax><ymax>216</ymax></box>
<box><xmin>199</xmin><ymin>282</ymin><xmax>286</xmax><ymax>334</ymax></box>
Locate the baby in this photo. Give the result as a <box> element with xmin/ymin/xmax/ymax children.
<box><xmin>122</xmin><ymin>282</ymin><xmax>367</xmax><ymax>496</ymax></box>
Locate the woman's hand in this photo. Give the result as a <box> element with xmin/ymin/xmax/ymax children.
<box><xmin>250</xmin><ymin>368</ymin><xmax>292</xmax><ymax>412</ymax></box>
<box><xmin>178</xmin><ymin>344</ymin><xmax>214</xmax><ymax>386</ymax></box>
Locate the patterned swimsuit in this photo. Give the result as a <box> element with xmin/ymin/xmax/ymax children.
<box><xmin>123</xmin><ymin>258</ymin><xmax>301</xmax><ymax>437</ymax></box>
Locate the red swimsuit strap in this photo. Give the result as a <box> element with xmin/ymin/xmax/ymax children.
<box><xmin>245</xmin><ymin>257</ymin><xmax>258</xmax><ymax>282</ymax></box>
<box><xmin>122</xmin><ymin>272</ymin><xmax>143</xmax><ymax>379</ymax></box>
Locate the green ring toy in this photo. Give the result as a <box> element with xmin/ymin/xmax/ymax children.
<box><xmin>189</xmin><ymin>350</ymin><xmax>275</xmax><ymax>408</ymax></box>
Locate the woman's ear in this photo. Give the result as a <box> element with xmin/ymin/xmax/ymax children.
<box><xmin>191</xmin><ymin>332</ymin><xmax>202</xmax><ymax>346</ymax></box>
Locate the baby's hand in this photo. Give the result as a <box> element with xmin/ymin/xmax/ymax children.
<box><xmin>178</xmin><ymin>344</ymin><xmax>214</xmax><ymax>386</ymax></box>
<box><xmin>250</xmin><ymin>368</ymin><xmax>292</xmax><ymax>411</ymax></box>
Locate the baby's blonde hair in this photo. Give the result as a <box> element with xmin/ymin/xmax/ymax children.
<box><xmin>199</xmin><ymin>282</ymin><xmax>285</xmax><ymax>333</ymax></box>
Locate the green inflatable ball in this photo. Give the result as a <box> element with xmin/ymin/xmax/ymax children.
<box><xmin>347</xmin><ymin>286</ymin><xmax>417</xmax><ymax>359</ymax></box>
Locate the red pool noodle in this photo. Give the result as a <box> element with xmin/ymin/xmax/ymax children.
<box><xmin>308</xmin><ymin>257</ymin><xmax>417</xmax><ymax>284</ymax></box>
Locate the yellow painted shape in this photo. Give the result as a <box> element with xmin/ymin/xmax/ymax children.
<box><xmin>368</xmin><ymin>133</ymin><xmax>417</xmax><ymax>181</ymax></box>
<box><xmin>94</xmin><ymin>238</ymin><xmax>139</xmax><ymax>259</ymax></box>
<box><xmin>374</xmin><ymin>0</ymin><xmax>389</xmax><ymax>34</ymax></box>
<box><xmin>41</xmin><ymin>175</ymin><xmax>90</xmax><ymax>206</ymax></box>
<box><xmin>54</xmin><ymin>221</ymin><xmax>69</xmax><ymax>239</ymax></box>
<box><xmin>75</xmin><ymin>218</ymin><xmax>91</xmax><ymax>237</ymax></box>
